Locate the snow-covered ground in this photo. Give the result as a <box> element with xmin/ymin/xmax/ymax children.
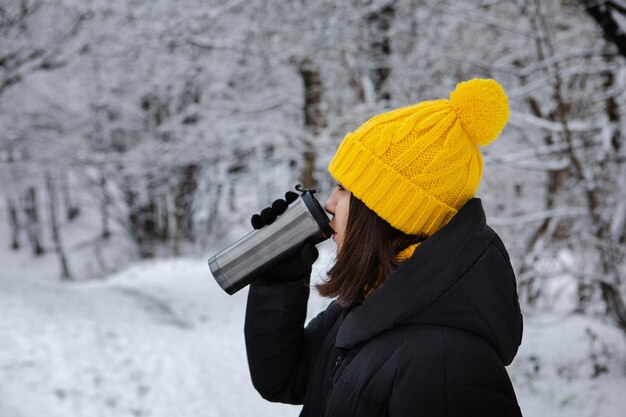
<box><xmin>0</xmin><ymin>234</ymin><xmax>335</xmax><ymax>417</ymax></box>
<box><xmin>1</xmin><ymin>241</ymin><xmax>625</xmax><ymax>416</ymax></box>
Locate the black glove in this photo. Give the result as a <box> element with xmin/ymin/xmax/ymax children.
<box><xmin>264</xmin><ymin>242</ymin><xmax>319</xmax><ymax>282</ymax></box>
<box><xmin>250</xmin><ymin>191</ymin><xmax>299</xmax><ymax>230</ymax></box>
<box><xmin>250</xmin><ymin>190</ymin><xmax>319</xmax><ymax>282</ymax></box>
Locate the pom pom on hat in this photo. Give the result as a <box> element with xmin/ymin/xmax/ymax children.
<box><xmin>449</xmin><ymin>78</ymin><xmax>509</xmax><ymax>147</ymax></box>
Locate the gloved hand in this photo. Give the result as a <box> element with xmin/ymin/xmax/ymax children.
<box><xmin>250</xmin><ymin>190</ymin><xmax>299</xmax><ymax>229</ymax></box>
<box><xmin>265</xmin><ymin>242</ymin><xmax>319</xmax><ymax>282</ymax></box>
<box><xmin>250</xmin><ymin>190</ymin><xmax>319</xmax><ymax>282</ymax></box>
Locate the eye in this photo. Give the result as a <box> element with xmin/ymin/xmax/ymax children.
<box><xmin>337</xmin><ymin>183</ymin><xmax>345</xmax><ymax>191</ymax></box>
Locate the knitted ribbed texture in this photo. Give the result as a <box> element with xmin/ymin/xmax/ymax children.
<box><xmin>329</xmin><ymin>79</ymin><xmax>509</xmax><ymax>236</ymax></box>
<box><xmin>396</xmin><ymin>243</ymin><xmax>420</xmax><ymax>263</ymax></box>
<box><xmin>362</xmin><ymin>243</ymin><xmax>421</xmax><ymax>298</ymax></box>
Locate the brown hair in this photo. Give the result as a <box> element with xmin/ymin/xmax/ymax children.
<box><xmin>316</xmin><ymin>194</ymin><xmax>427</xmax><ymax>307</ymax></box>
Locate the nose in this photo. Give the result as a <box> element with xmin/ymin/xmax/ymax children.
<box><xmin>324</xmin><ymin>191</ymin><xmax>336</xmax><ymax>215</ymax></box>
<box><xmin>324</xmin><ymin>200</ymin><xmax>333</xmax><ymax>216</ymax></box>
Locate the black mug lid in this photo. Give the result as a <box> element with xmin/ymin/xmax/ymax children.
<box><xmin>297</xmin><ymin>186</ymin><xmax>333</xmax><ymax>238</ymax></box>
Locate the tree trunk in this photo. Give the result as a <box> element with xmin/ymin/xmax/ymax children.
<box><xmin>595</xmin><ymin>60</ymin><xmax>626</xmax><ymax>330</ymax></box>
<box><xmin>299</xmin><ymin>60</ymin><xmax>325</xmax><ymax>189</ymax></box>
<box><xmin>141</xmin><ymin>177</ymin><xmax>159</xmax><ymax>258</ymax></box>
<box><xmin>46</xmin><ymin>172</ymin><xmax>72</xmax><ymax>280</ymax></box>
<box><xmin>7</xmin><ymin>197</ymin><xmax>20</xmax><ymax>250</ymax></box>
<box><xmin>160</xmin><ymin>192</ymin><xmax>170</xmax><ymax>242</ymax></box>
<box><xmin>172</xmin><ymin>164</ymin><xmax>198</xmax><ymax>256</ymax></box>
<box><xmin>123</xmin><ymin>179</ymin><xmax>154</xmax><ymax>259</ymax></box>
<box><xmin>600</xmin><ymin>279</ymin><xmax>626</xmax><ymax>330</ymax></box>
<box><xmin>23</xmin><ymin>186</ymin><xmax>44</xmax><ymax>256</ymax></box>
<box><xmin>365</xmin><ymin>3</ymin><xmax>395</xmax><ymax>101</ymax></box>
<box><xmin>516</xmin><ymin>2</ymin><xmax>578</xmax><ymax>307</ymax></box>
<box><xmin>206</xmin><ymin>182</ymin><xmax>223</xmax><ymax>235</ymax></box>
<box><xmin>61</xmin><ymin>170</ymin><xmax>80</xmax><ymax>221</ymax></box>
<box><xmin>177</xmin><ymin>163</ymin><xmax>198</xmax><ymax>242</ymax></box>
<box><xmin>99</xmin><ymin>168</ymin><xmax>111</xmax><ymax>239</ymax></box>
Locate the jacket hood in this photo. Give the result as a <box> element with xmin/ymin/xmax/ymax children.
<box><xmin>335</xmin><ymin>198</ymin><xmax>523</xmax><ymax>365</ymax></box>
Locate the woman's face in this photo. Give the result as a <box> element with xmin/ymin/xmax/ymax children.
<box><xmin>324</xmin><ymin>184</ymin><xmax>351</xmax><ymax>250</ymax></box>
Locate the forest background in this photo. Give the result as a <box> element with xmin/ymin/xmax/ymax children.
<box><xmin>2</xmin><ymin>0</ymin><xmax>626</xmax><ymax>416</ymax></box>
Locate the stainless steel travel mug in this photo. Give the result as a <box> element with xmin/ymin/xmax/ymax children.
<box><xmin>208</xmin><ymin>188</ymin><xmax>332</xmax><ymax>294</ymax></box>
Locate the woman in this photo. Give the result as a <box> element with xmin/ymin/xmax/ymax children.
<box><xmin>244</xmin><ymin>79</ymin><xmax>524</xmax><ymax>416</ymax></box>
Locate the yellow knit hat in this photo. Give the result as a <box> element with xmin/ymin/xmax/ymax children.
<box><xmin>328</xmin><ymin>78</ymin><xmax>509</xmax><ymax>236</ymax></box>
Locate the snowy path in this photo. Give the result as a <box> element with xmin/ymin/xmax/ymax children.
<box><xmin>0</xmin><ymin>259</ymin><xmax>302</xmax><ymax>417</ymax></box>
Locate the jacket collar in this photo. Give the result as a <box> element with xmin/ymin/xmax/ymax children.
<box><xmin>335</xmin><ymin>198</ymin><xmax>494</xmax><ymax>349</ymax></box>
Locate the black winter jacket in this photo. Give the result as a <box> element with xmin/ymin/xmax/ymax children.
<box><xmin>245</xmin><ymin>198</ymin><xmax>524</xmax><ymax>417</ymax></box>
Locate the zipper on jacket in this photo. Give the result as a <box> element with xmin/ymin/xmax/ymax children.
<box><xmin>321</xmin><ymin>351</ymin><xmax>347</xmax><ymax>417</ymax></box>
<box><xmin>331</xmin><ymin>354</ymin><xmax>344</xmax><ymax>379</ymax></box>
